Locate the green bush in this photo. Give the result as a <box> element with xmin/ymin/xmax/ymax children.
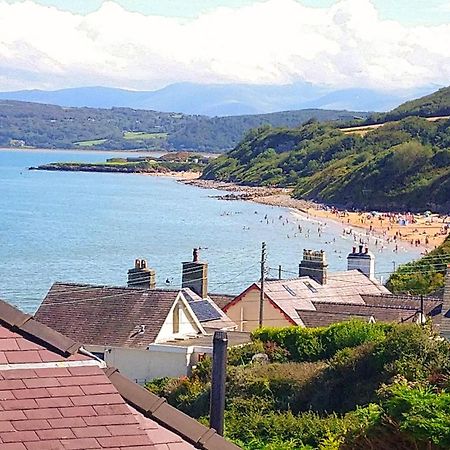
<box><xmin>252</xmin><ymin>320</ymin><xmax>391</xmax><ymax>362</ymax></box>
<box><xmin>380</xmin><ymin>379</ymin><xmax>450</xmax><ymax>448</ymax></box>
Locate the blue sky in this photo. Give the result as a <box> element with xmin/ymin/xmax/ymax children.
<box><xmin>5</xmin><ymin>0</ymin><xmax>450</xmax><ymax>24</ymax></box>
<box><xmin>0</xmin><ymin>0</ymin><xmax>449</xmax><ymax>91</ymax></box>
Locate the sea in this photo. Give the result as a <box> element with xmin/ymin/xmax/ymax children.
<box><xmin>0</xmin><ymin>149</ymin><xmax>422</xmax><ymax>313</ymax></box>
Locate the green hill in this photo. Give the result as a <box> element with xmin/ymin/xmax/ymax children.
<box><xmin>0</xmin><ymin>100</ymin><xmax>366</xmax><ymax>152</ymax></box>
<box><xmin>368</xmin><ymin>86</ymin><xmax>450</xmax><ymax>123</ymax></box>
<box><xmin>202</xmin><ymin>116</ymin><xmax>450</xmax><ymax>212</ymax></box>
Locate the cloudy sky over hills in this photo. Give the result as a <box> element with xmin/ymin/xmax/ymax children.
<box><xmin>0</xmin><ymin>0</ymin><xmax>449</xmax><ymax>91</ymax></box>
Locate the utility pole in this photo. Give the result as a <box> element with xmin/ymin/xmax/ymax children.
<box><xmin>259</xmin><ymin>242</ymin><xmax>267</xmax><ymax>328</ymax></box>
<box><xmin>209</xmin><ymin>331</ymin><xmax>228</xmax><ymax>436</ymax></box>
<box><xmin>278</xmin><ymin>264</ymin><xmax>282</xmax><ymax>280</ymax></box>
<box><xmin>420</xmin><ymin>294</ymin><xmax>424</xmax><ymax>325</ymax></box>
<box><xmin>392</xmin><ymin>260</ymin><xmax>396</xmax><ymax>272</ymax></box>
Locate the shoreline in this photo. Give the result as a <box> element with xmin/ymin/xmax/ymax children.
<box><xmin>183</xmin><ymin>179</ymin><xmax>449</xmax><ymax>251</ymax></box>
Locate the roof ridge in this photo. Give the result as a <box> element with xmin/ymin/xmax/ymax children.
<box><xmin>0</xmin><ymin>299</ymin><xmax>80</xmax><ymax>356</ymax></box>
<box><xmin>310</xmin><ymin>300</ymin><xmax>420</xmax><ymax>311</ymax></box>
<box><xmin>53</xmin><ymin>281</ymin><xmax>181</xmax><ymax>293</ymax></box>
<box><xmin>105</xmin><ymin>367</ymin><xmax>240</xmax><ymax>450</ymax></box>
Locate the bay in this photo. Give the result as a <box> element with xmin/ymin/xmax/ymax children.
<box><xmin>0</xmin><ymin>149</ymin><xmax>422</xmax><ymax>313</ymax></box>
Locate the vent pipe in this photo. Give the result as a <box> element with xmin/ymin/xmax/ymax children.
<box><xmin>210</xmin><ymin>331</ymin><xmax>228</xmax><ymax>435</ymax></box>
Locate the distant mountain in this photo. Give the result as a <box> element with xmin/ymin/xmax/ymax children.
<box><xmin>0</xmin><ymin>100</ymin><xmax>369</xmax><ymax>152</ymax></box>
<box><xmin>0</xmin><ymin>83</ymin><xmax>439</xmax><ymax>116</ymax></box>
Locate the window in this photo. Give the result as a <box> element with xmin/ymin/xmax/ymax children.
<box><xmin>283</xmin><ymin>284</ymin><xmax>297</xmax><ymax>296</ymax></box>
<box><xmin>303</xmin><ymin>281</ymin><xmax>318</xmax><ymax>293</ymax></box>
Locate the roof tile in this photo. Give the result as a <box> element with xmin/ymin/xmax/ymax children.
<box><xmin>1</xmin><ymin>430</ymin><xmax>39</xmax><ymax>442</ymax></box>
<box><xmin>24</xmin><ymin>440</ymin><xmax>65</xmax><ymax>450</ymax></box>
<box><xmin>60</xmin><ymin>437</ymin><xmax>101</xmax><ymax>449</ymax></box>
<box><xmin>36</xmin><ymin>428</ymin><xmax>76</xmax><ymax>440</ymax></box>
<box><xmin>24</xmin><ymin>408</ymin><xmax>62</xmax><ymax>420</ymax></box>
<box><xmin>97</xmin><ymin>434</ymin><xmax>152</xmax><ymax>448</ymax></box>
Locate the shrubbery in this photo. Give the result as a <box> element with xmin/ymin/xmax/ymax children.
<box><xmin>252</xmin><ymin>320</ymin><xmax>391</xmax><ymax>362</ymax></box>
<box><xmin>146</xmin><ymin>321</ymin><xmax>450</xmax><ymax>450</ymax></box>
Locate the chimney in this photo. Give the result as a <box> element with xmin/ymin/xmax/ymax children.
<box><xmin>347</xmin><ymin>246</ymin><xmax>375</xmax><ymax>279</ymax></box>
<box><xmin>182</xmin><ymin>248</ymin><xmax>208</xmax><ymax>298</ymax></box>
<box><xmin>299</xmin><ymin>249</ymin><xmax>328</xmax><ymax>284</ymax></box>
<box><xmin>127</xmin><ymin>259</ymin><xmax>156</xmax><ymax>289</ymax></box>
<box><xmin>440</xmin><ymin>266</ymin><xmax>450</xmax><ymax>341</ymax></box>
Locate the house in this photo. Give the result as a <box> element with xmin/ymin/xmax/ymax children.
<box><xmin>35</xmin><ymin>252</ymin><xmax>248</xmax><ymax>382</ymax></box>
<box><xmin>0</xmin><ymin>298</ymin><xmax>240</xmax><ymax>450</ymax></box>
<box><xmin>224</xmin><ymin>247</ymin><xmax>442</xmax><ymax>331</ymax></box>
<box><xmin>35</xmin><ymin>282</ymin><xmax>247</xmax><ymax>382</ymax></box>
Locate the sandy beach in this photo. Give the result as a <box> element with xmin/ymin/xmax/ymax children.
<box><xmin>147</xmin><ymin>171</ymin><xmax>201</xmax><ymax>180</ymax></box>
<box><xmin>184</xmin><ymin>179</ymin><xmax>450</xmax><ymax>251</ymax></box>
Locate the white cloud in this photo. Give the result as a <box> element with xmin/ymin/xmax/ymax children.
<box><xmin>0</xmin><ymin>0</ymin><xmax>449</xmax><ymax>91</ymax></box>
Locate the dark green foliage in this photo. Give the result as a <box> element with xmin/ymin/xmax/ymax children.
<box><xmin>387</xmin><ymin>234</ymin><xmax>450</xmax><ymax>295</ymax></box>
<box><xmin>202</xmin><ymin>115</ymin><xmax>450</xmax><ymax>212</ymax></box>
<box><xmin>0</xmin><ymin>100</ymin><xmax>365</xmax><ymax>152</ymax></box>
<box><xmin>382</xmin><ymin>86</ymin><xmax>450</xmax><ymax>122</ymax></box>
<box><xmin>146</xmin><ymin>322</ymin><xmax>450</xmax><ymax>449</ymax></box>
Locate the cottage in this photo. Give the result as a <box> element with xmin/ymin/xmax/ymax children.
<box><xmin>224</xmin><ymin>248</ymin><xmax>442</xmax><ymax>331</ymax></box>
<box><xmin>35</xmin><ymin>252</ymin><xmax>247</xmax><ymax>382</ymax></box>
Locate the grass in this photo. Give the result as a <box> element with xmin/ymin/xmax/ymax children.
<box><xmin>123</xmin><ymin>131</ymin><xmax>168</xmax><ymax>140</ymax></box>
<box><xmin>74</xmin><ymin>139</ymin><xmax>108</xmax><ymax>147</ymax></box>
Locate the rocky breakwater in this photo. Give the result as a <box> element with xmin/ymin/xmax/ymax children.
<box><xmin>29</xmin><ymin>161</ymin><xmax>170</xmax><ymax>174</ymax></box>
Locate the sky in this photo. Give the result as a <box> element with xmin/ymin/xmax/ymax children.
<box><xmin>0</xmin><ymin>0</ymin><xmax>449</xmax><ymax>91</ymax></box>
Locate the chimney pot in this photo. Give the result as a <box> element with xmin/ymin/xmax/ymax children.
<box><xmin>352</xmin><ymin>247</ymin><xmax>356</xmax><ymax>253</ymax></box>
<box><xmin>193</xmin><ymin>248</ymin><xmax>199</xmax><ymax>262</ymax></box>
<box><xmin>347</xmin><ymin>247</ymin><xmax>375</xmax><ymax>279</ymax></box>
<box><xmin>299</xmin><ymin>249</ymin><xmax>328</xmax><ymax>284</ymax></box>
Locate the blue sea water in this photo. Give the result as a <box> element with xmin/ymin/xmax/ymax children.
<box><xmin>0</xmin><ymin>149</ymin><xmax>422</xmax><ymax>313</ymax></box>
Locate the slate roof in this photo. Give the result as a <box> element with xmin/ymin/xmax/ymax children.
<box><xmin>297</xmin><ymin>302</ymin><xmax>419</xmax><ymax>328</ymax></box>
<box><xmin>35</xmin><ymin>283</ymin><xmax>187</xmax><ymax>348</ymax></box>
<box><xmin>35</xmin><ymin>283</ymin><xmax>236</xmax><ymax>348</ymax></box>
<box><xmin>208</xmin><ymin>294</ymin><xmax>235</xmax><ymax>310</ymax></box>
<box><xmin>0</xmin><ymin>298</ymin><xmax>240</xmax><ymax>450</ymax></box>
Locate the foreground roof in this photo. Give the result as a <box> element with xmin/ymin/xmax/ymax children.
<box><xmin>0</xmin><ymin>299</ymin><xmax>240</xmax><ymax>450</ymax></box>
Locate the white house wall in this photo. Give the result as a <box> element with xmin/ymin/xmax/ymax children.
<box><xmin>86</xmin><ymin>344</ymin><xmax>199</xmax><ymax>383</ymax></box>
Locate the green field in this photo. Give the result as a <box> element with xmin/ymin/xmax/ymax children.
<box><xmin>74</xmin><ymin>138</ymin><xmax>108</xmax><ymax>147</ymax></box>
<box><xmin>123</xmin><ymin>131</ymin><xmax>168</xmax><ymax>140</ymax></box>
